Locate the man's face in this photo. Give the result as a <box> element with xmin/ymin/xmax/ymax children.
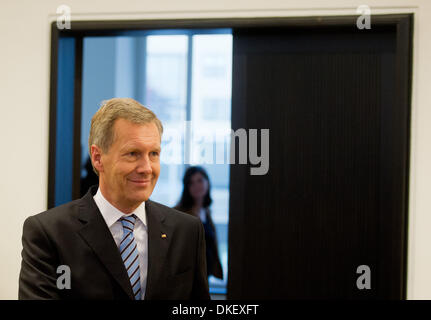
<box><xmin>95</xmin><ymin>118</ymin><xmax>161</xmax><ymax>212</ymax></box>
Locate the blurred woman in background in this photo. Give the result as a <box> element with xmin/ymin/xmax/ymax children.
<box><xmin>174</xmin><ymin>166</ymin><xmax>223</xmax><ymax>280</ymax></box>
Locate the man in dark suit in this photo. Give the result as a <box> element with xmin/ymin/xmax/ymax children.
<box><xmin>19</xmin><ymin>98</ymin><xmax>210</xmax><ymax>300</ymax></box>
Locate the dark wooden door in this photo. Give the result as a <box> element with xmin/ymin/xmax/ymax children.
<box><xmin>228</xmin><ymin>17</ymin><xmax>412</xmax><ymax>299</ymax></box>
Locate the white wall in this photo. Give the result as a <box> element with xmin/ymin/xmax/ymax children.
<box><xmin>0</xmin><ymin>0</ymin><xmax>430</xmax><ymax>299</ymax></box>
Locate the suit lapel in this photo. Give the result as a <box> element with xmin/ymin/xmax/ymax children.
<box><xmin>76</xmin><ymin>187</ymin><xmax>135</xmax><ymax>300</ymax></box>
<box><xmin>145</xmin><ymin>200</ymin><xmax>172</xmax><ymax>300</ymax></box>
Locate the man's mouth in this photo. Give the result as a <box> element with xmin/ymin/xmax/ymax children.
<box><xmin>128</xmin><ymin>178</ymin><xmax>151</xmax><ymax>186</ymax></box>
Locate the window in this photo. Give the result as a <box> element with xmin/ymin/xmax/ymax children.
<box><xmin>80</xmin><ymin>30</ymin><xmax>232</xmax><ymax>295</ymax></box>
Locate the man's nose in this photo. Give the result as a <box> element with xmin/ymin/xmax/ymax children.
<box><xmin>136</xmin><ymin>155</ymin><xmax>152</xmax><ymax>174</ymax></box>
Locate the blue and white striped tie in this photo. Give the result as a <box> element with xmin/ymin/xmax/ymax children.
<box><xmin>119</xmin><ymin>214</ymin><xmax>141</xmax><ymax>300</ymax></box>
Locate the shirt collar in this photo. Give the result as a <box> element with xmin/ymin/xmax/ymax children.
<box><xmin>93</xmin><ymin>187</ymin><xmax>147</xmax><ymax>228</ymax></box>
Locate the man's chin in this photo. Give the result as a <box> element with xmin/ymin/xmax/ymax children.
<box><xmin>127</xmin><ymin>190</ymin><xmax>151</xmax><ymax>203</ymax></box>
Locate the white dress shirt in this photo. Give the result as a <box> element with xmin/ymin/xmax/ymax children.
<box><xmin>93</xmin><ymin>188</ymin><xmax>148</xmax><ymax>299</ymax></box>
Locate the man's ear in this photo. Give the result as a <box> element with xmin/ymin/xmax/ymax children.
<box><xmin>90</xmin><ymin>145</ymin><xmax>104</xmax><ymax>173</ymax></box>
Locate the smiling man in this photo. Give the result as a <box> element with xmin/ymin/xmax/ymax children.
<box><xmin>19</xmin><ymin>98</ymin><xmax>210</xmax><ymax>300</ymax></box>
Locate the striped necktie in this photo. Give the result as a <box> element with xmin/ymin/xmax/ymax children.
<box><xmin>119</xmin><ymin>214</ymin><xmax>141</xmax><ymax>300</ymax></box>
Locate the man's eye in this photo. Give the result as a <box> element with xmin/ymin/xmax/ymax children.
<box><xmin>128</xmin><ymin>152</ymin><xmax>137</xmax><ymax>157</ymax></box>
<box><xmin>150</xmin><ymin>151</ymin><xmax>159</xmax><ymax>157</ymax></box>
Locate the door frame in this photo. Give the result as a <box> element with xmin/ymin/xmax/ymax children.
<box><xmin>48</xmin><ymin>14</ymin><xmax>413</xmax><ymax>298</ymax></box>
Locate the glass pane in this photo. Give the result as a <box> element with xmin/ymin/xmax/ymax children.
<box><xmin>80</xmin><ymin>32</ymin><xmax>232</xmax><ymax>297</ymax></box>
<box><xmin>81</xmin><ymin>37</ymin><xmax>118</xmax><ymax>196</ymax></box>
<box><xmin>190</xmin><ymin>34</ymin><xmax>233</xmax><ymax>294</ymax></box>
<box><xmin>145</xmin><ymin>35</ymin><xmax>188</xmax><ymax>206</ymax></box>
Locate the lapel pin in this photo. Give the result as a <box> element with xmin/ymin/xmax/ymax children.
<box><xmin>161</xmin><ymin>233</ymin><xmax>167</xmax><ymax>239</ymax></box>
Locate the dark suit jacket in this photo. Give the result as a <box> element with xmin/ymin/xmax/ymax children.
<box><xmin>19</xmin><ymin>186</ymin><xmax>210</xmax><ymax>300</ymax></box>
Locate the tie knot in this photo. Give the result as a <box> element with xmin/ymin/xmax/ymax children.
<box><xmin>120</xmin><ymin>214</ymin><xmax>137</xmax><ymax>229</ymax></box>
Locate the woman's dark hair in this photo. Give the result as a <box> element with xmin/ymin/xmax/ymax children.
<box><xmin>176</xmin><ymin>166</ymin><xmax>212</xmax><ymax>210</ymax></box>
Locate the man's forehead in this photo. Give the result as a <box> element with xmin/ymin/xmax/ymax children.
<box><xmin>117</xmin><ymin>135</ymin><xmax>161</xmax><ymax>149</ymax></box>
<box><xmin>113</xmin><ymin>119</ymin><xmax>160</xmax><ymax>140</ymax></box>
<box><xmin>120</xmin><ymin>140</ymin><xmax>161</xmax><ymax>151</ymax></box>
<box><xmin>114</xmin><ymin>118</ymin><xmax>157</xmax><ymax>129</ymax></box>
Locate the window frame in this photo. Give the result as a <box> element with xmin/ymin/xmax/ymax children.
<box><xmin>48</xmin><ymin>15</ymin><xmax>413</xmax><ymax>299</ymax></box>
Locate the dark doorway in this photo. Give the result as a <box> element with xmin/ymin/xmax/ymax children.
<box><xmin>48</xmin><ymin>14</ymin><xmax>412</xmax><ymax>299</ymax></box>
<box><xmin>228</xmin><ymin>17</ymin><xmax>412</xmax><ymax>299</ymax></box>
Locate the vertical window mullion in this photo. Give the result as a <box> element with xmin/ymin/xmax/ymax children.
<box><xmin>137</xmin><ymin>36</ymin><xmax>147</xmax><ymax>104</ymax></box>
<box><xmin>184</xmin><ymin>33</ymin><xmax>193</xmax><ymax>166</ymax></box>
